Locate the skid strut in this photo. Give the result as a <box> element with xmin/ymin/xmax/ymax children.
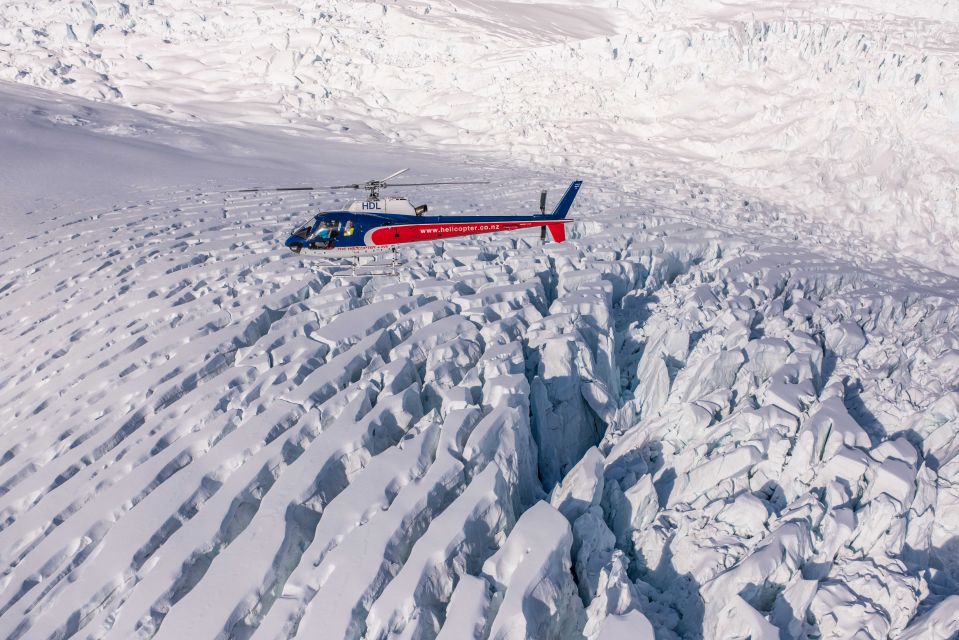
<box><xmin>351</xmin><ymin>247</ymin><xmax>399</xmax><ymax>276</ymax></box>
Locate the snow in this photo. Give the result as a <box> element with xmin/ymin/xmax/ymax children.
<box><xmin>482</xmin><ymin>501</ymin><xmax>584</xmax><ymax>640</ymax></box>
<box><xmin>550</xmin><ymin>446</ymin><xmax>605</xmax><ymax>523</ymax></box>
<box><xmin>898</xmin><ymin>595</ymin><xmax>959</xmax><ymax>640</ymax></box>
<box><xmin>594</xmin><ymin>609</ymin><xmax>655</xmax><ymax>640</ymax></box>
<box><xmin>435</xmin><ymin>574</ymin><xmax>492</xmax><ymax>640</ymax></box>
<box><xmin>2</xmin><ymin>1</ymin><xmax>959</xmax><ymax>638</ymax></box>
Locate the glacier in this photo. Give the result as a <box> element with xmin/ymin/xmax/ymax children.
<box><xmin>2</xmin><ymin>1</ymin><xmax>959</xmax><ymax>639</ymax></box>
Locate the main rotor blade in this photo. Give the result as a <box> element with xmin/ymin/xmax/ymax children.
<box><xmin>226</xmin><ymin>177</ymin><xmax>486</xmax><ymax>194</ymax></box>
<box><xmin>385</xmin><ymin>180</ymin><xmax>490</xmax><ymax>187</ymax></box>
<box><xmin>232</xmin><ymin>185</ymin><xmax>360</xmax><ymax>193</ymax></box>
<box><xmin>379</xmin><ymin>168</ymin><xmax>409</xmax><ymax>183</ymax></box>
<box><xmin>234</xmin><ymin>187</ymin><xmax>319</xmax><ymax>192</ymax></box>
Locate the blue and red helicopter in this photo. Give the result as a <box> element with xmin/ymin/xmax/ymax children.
<box><xmin>237</xmin><ymin>170</ymin><xmax>582</xmax><ymax>260</ymax></box>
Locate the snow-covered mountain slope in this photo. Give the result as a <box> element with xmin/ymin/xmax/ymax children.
<box><xmin>0</xmin><ymin>80</ymin><xmax>485</xmax><ymax>232</ymax></box>
<box><xmin>2</xmin><ymin>82</ymin><xmax>959</xmax><ymax>639</ymax></box>
<box><xmin>2</xmin><ymin>0</ymin><xmax>958</xmax><ymax>270</ymax></box>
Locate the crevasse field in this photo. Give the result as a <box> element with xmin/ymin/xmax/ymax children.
<box><xmin>1</xmin><ymin>1</ymin><xmax>958</xmax><ymax>639</ymax></box>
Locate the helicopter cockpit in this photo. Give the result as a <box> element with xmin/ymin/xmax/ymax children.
<box><xmin>288</xmin><ymin>214</ymin><xmax>357</xmax><ymax>252</ymax></box>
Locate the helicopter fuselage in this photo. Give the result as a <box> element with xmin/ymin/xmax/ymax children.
<box><xmin>284</xmin><ymin>181</ymin><xmax>582</xmax><ymax>258</ymax></box>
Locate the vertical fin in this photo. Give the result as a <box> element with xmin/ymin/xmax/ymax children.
<box><xmin>549</xmin><ymin>180</ymin><xmax>583</xmax><ymax>219</ymax></box>
<box><xmin>547</xmin><ymin>223</ymin><xmax>566</xmax><ymax>242</ymax></box>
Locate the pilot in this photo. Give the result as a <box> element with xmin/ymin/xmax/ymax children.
<box><xmin>315</xmin><ymin>223</ymin><xmax>332</xmax><ymax>240</ymax></box>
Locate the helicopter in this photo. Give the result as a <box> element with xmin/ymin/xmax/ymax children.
<box><xmin>235</xmin><ymin>170</ymin><xmax>582</xmax><ymax>265</ymax></box>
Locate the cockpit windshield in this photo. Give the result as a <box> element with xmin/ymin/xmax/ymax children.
<box><xmin>291</xmin><ymin>213</ymin><xmax>331</xmax><ymax>239</ymax></box>
<box><xmin>292</xmin><ymin>223</ymin><xmax>313</xmax><ymax>239</ymax></box>
<box><xmin>291</xmin><ymin>214</ymin><xmax>315</xmax><ymax>238</ymax></box>
<box><xmin>289</xmin><ymin>213</ymin><xmax>345</xmax><ymax>249</ymax></box>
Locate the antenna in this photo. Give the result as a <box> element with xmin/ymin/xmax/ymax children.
<box><xmin>540</xmin><ymin>189</ymin><xmax>548</xmax><ymax>242</ymax></box>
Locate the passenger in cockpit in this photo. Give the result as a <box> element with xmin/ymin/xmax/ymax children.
<box><xmin>309</xmin><ymin>220</ymin><xmax>336</xmax><ymax>249</ymax></box>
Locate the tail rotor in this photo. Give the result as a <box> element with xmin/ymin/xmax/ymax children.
<box><xmin>539</xmin><ymin>189</ymin><xmax>548</xmax><ymax>243</ymax></box>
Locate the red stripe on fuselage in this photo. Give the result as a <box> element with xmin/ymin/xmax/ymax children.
<box><xmin>369</xmin><ymin>220</ymin><xmax>567</xmax><ymax>246</ymax></box>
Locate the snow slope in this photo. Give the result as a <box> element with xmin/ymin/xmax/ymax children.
<box><xmin>0</xmin><ymin>80</ymin><xmax>487</xmax><ymax>232</ymax></box>
<box><xmin>2</xmin><ymin>82</ymin><xmax>959</xmax><ymax>639</ymax></box>
<box><xmin>2</xmin><ymin>0</ymin><xmax>959</xmax><ymax>269</ymax></box>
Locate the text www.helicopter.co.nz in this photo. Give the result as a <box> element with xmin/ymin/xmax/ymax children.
<box><xmin>420</xmin><ymin>223</ymin><xmax>519</xmax><ymax>235</ymax></box>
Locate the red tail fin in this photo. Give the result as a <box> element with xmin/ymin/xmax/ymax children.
<box><xmin>547</xmin><ymin>222</ymin><xmax>566</xmax><ymax>242</ymax></box>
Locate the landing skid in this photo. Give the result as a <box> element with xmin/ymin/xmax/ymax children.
<box><xmin>305</xmin><ymin>248</ymin><xmax>400</xmax><ymax>277</ymax></box>
<box><xmin>351</xmin><ymin>248</ymin><xmax>400</xmax><ymax>276</ymax></box>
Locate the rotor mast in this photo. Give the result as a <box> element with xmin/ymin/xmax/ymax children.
<box><xmin>364</xmin><ymin>169</ymin><xmax>408</xmax><ymax>201</ymax></box>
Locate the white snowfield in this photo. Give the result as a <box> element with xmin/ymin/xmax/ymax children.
<box><xmin>2</xmin><ymin>0</ymin><xmax>958</xmax><ymax>270</ymax></box>
<box><xmin>2</xmin><ymin>1</ymin><xmax>959</xmax><ymax>639</ymax></box>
